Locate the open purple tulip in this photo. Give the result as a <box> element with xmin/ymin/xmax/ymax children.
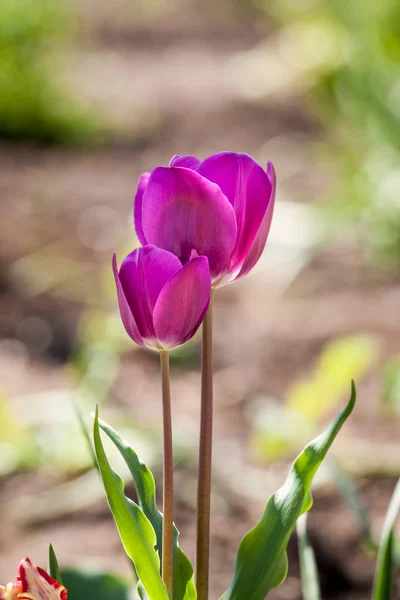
<box><xmin>134</xmin><ymin>152</ymin><xmax>276</xmax><ymax>287</ymax></box>
<box><xmin>113</xmin><ymin>245</ymin><xmax>211</xmax><ymax>350</ymax></box>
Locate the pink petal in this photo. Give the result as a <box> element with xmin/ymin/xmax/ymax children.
<box><xmin>153</xmin><ymin>256</ymin><xmax>211</xmax><ymax>349</ymax></box>
<box><xmin>118</xmin><ymin>246</ymin><xmax>182</xmax><ymax>341</ymax></box>
<box><xmin>133</xmin><ymin>172</ymin><xmax>151</xmax><ymax>245</ymax></box>
<box><xmin>237</xmin><ymin>161</ymin><xmax>276</xmax><ymax>279</ymax></box>
<box><xmin>18</xmin><ymin>558</ymin><xmax>67</xmax><ymax>600</ymax></box>
<box><xmin>141</xmin><ymin>167</ymin><xmax>237</xmax><ymax>279</ymax></box>
<box><xmin>169</xmin><ymin>154</ymin><xmax>201</xmax><ymax>170</ymax></box>
<box><xmin>112</xmin><ymin>253</ymin><xmax>144</xmax><ymax>346</ymax></box>
<box><xmin>197</xmin><ymin>152</ymin><xmax>274</xmax><ymax>277</ymax></box>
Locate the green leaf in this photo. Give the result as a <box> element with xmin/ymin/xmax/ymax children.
<box><xmin>99</xmin><ymin>417</ymin><xmax>196</xmax><ymax>600</ymax></box>
<box><xmin>372</xmin><ymin>478</ymin><xmax>400</xmax><ymax>600</ymax></box>
<box><xmin>61</xmin><ymin>568</ymin><xmax>132</xmax><ymax>600</ymax></box>
<box><xmin>48</xmin><ymin>544</ymin><xmax>63</xmax><ymax>585</ymax></box>
<box><xmin>297</xmin><ymin>515</ymin><xmax>321</xmax><ymax>600</ymax></box>
<box><xmin>93</xmin><ymin>407</ymin><xmax>170</xmax><ymax>600</ymax></box>
<box><xmin>220</xmin><ymin>381</ymin><xmax>356</xmax><ymax>600</ymax></box>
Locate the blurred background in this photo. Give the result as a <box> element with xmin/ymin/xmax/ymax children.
<box><xmin>0</xmin><ymin>0</ymin><xmax>400</xmax><ymax>598</ymax></box>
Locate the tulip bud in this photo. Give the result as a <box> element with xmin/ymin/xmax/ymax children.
<box><xmin>113</xmin><ymin>245</ymin><xmax>211</xmax><ymax>349</ymax></box>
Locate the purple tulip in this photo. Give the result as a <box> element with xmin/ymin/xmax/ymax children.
<box><xmin>113</xmin><ymin>245</ymin><xmax>211</xmax><ymax>350</ymax></box>
<box><xmin>134</xmin><ymin>152</ymin><xmax>276</xmax><ymax>286</ymax></box>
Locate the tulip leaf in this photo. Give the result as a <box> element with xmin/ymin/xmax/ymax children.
<box><xmin>297</xmin><ymin>515</ymin><xmax>321</xmax><ymax>600</ymax></box>
<box><xmin>93</xmin><ymin>408</ymin><xmax>169</xmax><ymax>600</ymax></box>
<box><xmin>372</xmin><ymin>478</ymin><xmax>400</xmax><ymax>600</ymax></box>
<box><xmin>48</xmin><ymin>544</ymin><xmax>63</xmax><ymax>585</ymax></box>
<box><xmin>220</xmin><ymin>381</ymin><xmax>356</xmax><ymax>600</ymax></box>
<box><xmin>99</xmin><ymin>417</ymin><xmax>196</xmax><ymax>600</ymax></box>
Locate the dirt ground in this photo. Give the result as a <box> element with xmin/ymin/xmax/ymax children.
<box><xmin>0</xmin><ymin>1</ymin><xmax>400</xmax><ymax>598</ymax></box>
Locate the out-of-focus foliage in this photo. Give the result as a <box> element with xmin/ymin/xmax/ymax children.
<box><xmin>287</xmin><ymin>335</ymin><xmax>377</xmax><ymax>419</ymax></box>
<box><xmin>297</xmin><ymin>514</ymin><xmax>321</xmax><ymax>600</ymax></box>
<box><xmin>61</xmin><ymin>568</ymin><xmax>133</xmax><ymax>600</ymax></box>
<box><xmin>0</xmin><ymin>0</ymin><xmax>100</xmax><ymax>144</ymax></box>
<box><xmin>0</xmin><ymin>250</ymin><xmax>136</xmax><ymax>484</ymax></box>
<box><xmin>372</xmin><ymin>478</ymin><xmax>400</xmax><ymax>599</ymax></box>
<box><xmin>297</xmin><ymin>477</ymin><xmax>400</xmax><ymax>599</ymax></box>
<box><xmin>382</xmin><ymin>357</ymin><xmax>400</xmax><ymax>414</ymax></box>
<box><xmin>0</xmin><ymin>392</ymin><xmax>38</xmax><ymax>475</ymax></box>
<box><xmin>250</xmin><ymin>335</ymin><xmax>376</xmax><ymax>462</ymax></box>
<box><xmin>327</xmin><ymin>457</ymin><xmax>373</xmax><ymax>543</ymax></box>
<box><xmin>257</xmin><ymin>0</ymin><xmax>400</xmax><ymax>268</ymax></box>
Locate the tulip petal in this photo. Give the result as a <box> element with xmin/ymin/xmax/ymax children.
<box><xmin>18</xmin><ymin>558</ymin><xmax>67</xmax><ymax>600</ymax></box>
<box><xmin>237</xmin><ymin>161</ymin><xmax>276</xmax><ymax>279</ymax></box>
<box><xmin>169</xmin><ymin>154</ymin><xmax>201</xmax><ymax>170</ymax></box>
<box><xmin>118</xmin><ymin>246</ymin><xmax>182</xmax><ymax>341</ymax></box>
<box><xmin>153</xmin><ymin>256</ymin><xmax>211</xmax><ymax>348</ymax></box>
<box><xmin>134</xmin><ymin>172</ymin><xmax>151</xmax><ymax>245</ymax></box>
<box><xmin>198</xmin><ymin>152</ymin><xmax>274</xmax><ymax>277</ymax></box>
<box><xmin>141</xmin><ymin>167</ymin><xmax>237</xmax><ymax>278</ymax></box>
<box><xmin>0</xmin><ymin>582</ymin><xmax>22</xmax><ymax>600</ymax></box>
<box><xmin>112</xmin><ymin>254</ymin><xmax>144</xmax><ymax>346</ymax></box>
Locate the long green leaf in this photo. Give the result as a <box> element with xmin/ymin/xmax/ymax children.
<box><xmin>220</xmin><ymin>381</ymin><xmax>356</xmax><ymax>600</ymax></box>
<box><xmin>93</xmin><ymin>408</ymin><xmax>169</xmax><ymax>600</ymax></box>
<box><xmin>99</xmin><ymin>418</ymin><xmax>196</xmax><ymax>600</ymax></box>
<box><xmin>297</xmin><ymin>515</ymin><xmax>321</xmax><ymax>600</ymax></box>
<box><xmin>48</xmin><ymin>544</ymin><xmax>63</xmax><ymax>585</ymax></box>
<box><xmin>372</xmin><ymin>478</ymin><xmax>400</xmax><ymax>600</ymax></box>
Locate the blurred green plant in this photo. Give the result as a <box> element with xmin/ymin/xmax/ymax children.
<box><xmin>382</xmin><ymin>357</ymin><xmax>400</xmax><ymax>414</ymax></box>
<box><xmin>61</xmin><ymin>569</ymin><xmax>133</xmax><ymax>600</ymax></box>
<box><xmin>295</xmin><ymin>478</ymin><xmax>400</xmax><ymax>600</ymax></box>
<box><xmin>297</xmin><ymin>514</ymin><xmax>321</xmax><ymax>600</ymax></box>
<box><xmin>327</xmin><ymin>456</ymin><xmax>373</xmax><ymax>544</ymax></box>
<box><xmin>372</xmin><ymin>478</ymin><xmax>400</xmax><ymax>599</ymax></box>
<box><xmin>0</xmin><ymin>0</ymin><xmax>101</xmax><ymax>144</ymax></box>
<box><xmin>257</xmin><ymin>0</ymin><xmax>400</xmax><ymax>268</ymax></box>
<box><xmin>287</xmin><ymin>334</ymin><xmax>377</xmax><ymax>420</ymax></box>
<box><xmin>250</xmin><ymin>334</ymin><xmax>376</xmax><ymax>462</ymax></box>
<box><xmin>0</xmin><ymin>391</ymin><xmax>38</xmax><ymax>475</ymax></box>
<box><xmin>50</xmin><ymin>540</ymin><xmax>134</xmax><ymax>600</ymax></box>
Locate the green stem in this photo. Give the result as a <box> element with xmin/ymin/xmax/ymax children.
<box><xmin>196</xmin><ymin>291</ymin><xmax>214</xmax><ymax>600</ymax></box>
<box><xmin>160</xmin><ymin>350</ymin><xmax>174</xmax><ymax>597</ymax></box>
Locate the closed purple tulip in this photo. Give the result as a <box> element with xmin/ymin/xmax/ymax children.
<box><xmin>113</xmin><ymin>245</ymin><xmax>211</xmax><ymax>350</ymax></box>
<box><xmin>134</xmin><ymin>152</ymin><xmax>276</xmax><ymax>287</ymax></box>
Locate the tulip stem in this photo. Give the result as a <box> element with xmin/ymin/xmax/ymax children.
<box><xmin>196</xmin><ymin>290</ymin><xmax>214</xmax><ymax>600</ymax></box>
<box><xmin>160</xmin><ymin>349</ymin><xmax>174</xmax><ymax>597</ymax></box>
